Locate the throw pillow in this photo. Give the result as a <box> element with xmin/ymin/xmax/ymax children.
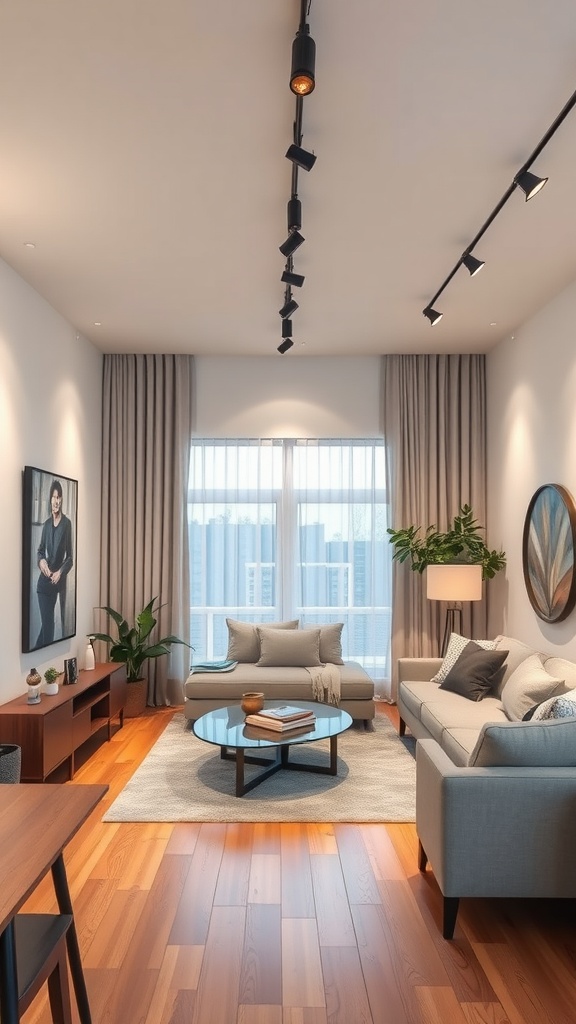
<box><xmin>439</xmin><ymin>641</ymin><xmax>509</xmax><ymax>701</ymax></box>
<box><xmin>256</xmin><ymin>626</ymin><xmax>322</xmax><ymax>668</ymax></box>
<box><xmin>302</xmin><ymin>623</ymin><xmax>344</xmax><ymax>664</ymax></box>
<box><xmin>500</xmin><ymin>653</ymin><xmax>565</xmax><ymax>722</ymax></box>
<box><xmin>469</xmin><ymin>718</ymin><xmax>576</xmax><ymax>767</ymax></box>
<box><xmin>226</xmin><ymin>618</ymin><xmax>299</xmax><ymax>663</ymax></box>
<box><xmin>524</xmin><ymin>690</ymin><xmax>576</xmax><ymax>721</ymax></box>
<box><xmin>430</xmin><ymin>632</ymin><xmax>497</xmax><ymax>685</ymax></box>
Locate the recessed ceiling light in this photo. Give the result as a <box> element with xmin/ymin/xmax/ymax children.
<box><xmin>23</xmin><ymin>241</ymin><xmax>36</xmax><ymax>248</ymax></box>
<box><xmin>93</xmin><ymin>322</ymin><xmax>102</xmax><ymax>327</ymax></box>
<box><xmin>489</xmin><ymin>322</ymin><xmax>497</xmax><ymax>327</ymax></box>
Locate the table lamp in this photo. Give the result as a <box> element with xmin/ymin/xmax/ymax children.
<box><xmin>426</xmin><ymin>563</ymin><xmax>483</xmax><ymax>656</ymax></box>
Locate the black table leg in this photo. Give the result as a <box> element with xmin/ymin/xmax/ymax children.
<box><xmin>0</xmin><ymin>919</ymin><xmax>19</xmax><ymax>1024</ymax></box>
<box><xmin>51</xmin><ymin>853</ymin><xmax>92</xmax><ymax>1024</ymax></box>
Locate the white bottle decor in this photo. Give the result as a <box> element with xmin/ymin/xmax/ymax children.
<box><xmin>85</xmin><ymin>639</ymin><xmax>96</xmax><ymax>671</ymax></box>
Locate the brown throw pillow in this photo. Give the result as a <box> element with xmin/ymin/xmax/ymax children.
<box><xmin>440</xmin><ymin>641</ymin><xmax>509</xmax><ymax>702</ymax></box>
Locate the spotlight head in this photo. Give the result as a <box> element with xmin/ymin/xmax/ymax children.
<box><xmin>290</xmin><ymin>27</ymin><xmax>316</xmax><ymax>96</ymax></box>
<box><xmin>279</xmin><ymin>298</ymin><xmax>299</xmax><ymax>318</ymax></box>
<box><xmin>462</xmin><ymin>253</ymin><xmax>485</xmax><ymax>277</ymax></box>
<box><xmin>287</xmin><ymin>197</ymin><xmax>302</xmax><ymax>232</ymax></box>
<box><xmin>423</xmin><ymin>306</ymin><xmax>443</xmax><ymax>326</ymax></box>
<box><xmin>278</xmin><ymin>338</ymin><xmax>294</xmax><ymax>354</ymax></box>
<box><xmin>282</xmin><ymin>319</ymin><xmax>293</xmax><ymax>339</ymax></box>
<box><xmin>281</xmin><ymin>269</ymin><xmax>305</xmax><ymax>288</ymax></box>
<box><xmin>516</xmin><ymin>169</ymin><xmax>548</xmax><ymax>201</ymax></box>
<box><xmin>286</xmin><ymin>144</ymin><xmax>316</xmax><ymax>172</ymax></box>
<box><xmin>279</xmin><ymin>230</ymin><xmax>304</xmax><ymax>257</ymax></box>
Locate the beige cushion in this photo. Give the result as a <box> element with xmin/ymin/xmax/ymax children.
<box><xmin>493</xmin><ymin>635</ymin><xmax>541</xmax><ymax>687</ymax></box>
<box><xmin>430</xmin><ymin>632</ymin><xmax>496</xmax><ymax>685</ymax></box>
<box><xmin>543</xmin><ymin>657</ymin><xmax>576</xmax><ymax>692</ymax></box>
<box><xmin>256</xmin><ymin>626</ymin><xmax>322</xmax><ymax>668</ymax></box>
<box><xmin>302</xmin><ymin>623</ymin><xmax>344</xmax><ymax>664</ymax></box>
<box><xmin>501</xmin><ymin>653</ymin><xmax>564</xmax><ymax>721</ymax></box>
<box><xmin>184</xmin><ymin>661</ymin><xmax>374</xmax><ymax>701</ymax></box>
<box><xmin>469</xmin><ymin>718</ymin><xmax>576</xmax><ymax>767</ymax></box>
<box><xmin>226</xmin><ymin>618</ymin><xmax>299</xmax><ymax>663</ymax></box>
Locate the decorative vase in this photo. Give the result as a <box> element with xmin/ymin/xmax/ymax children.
<box><xmin>124</xmin><ymin>679</ymin><xmax>148</xmax><ymax>718</ymax></box>
<box><xmin>0</xmin><ymin>744</ymin><xmax>21</xmax><ymax>783</ymax></box>
<box><xmin>84</xmin><ymin>640</ymin><xmax>96</xmax><ymax>671</ymax></box>
<box><xmin>26</xmin><ymin>668</ymin><xmax>42</xmax><ymax>705</ymax></box>
<box><xmin>241</xmin><ymin>691</ymin><xmax>265</xmax><ymax>715</ymax></box>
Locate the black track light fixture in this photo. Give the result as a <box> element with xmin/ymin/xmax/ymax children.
<box><xmin>282</xmin><ymin>268</ymin><xmax>305</xmax><ymax>288</ymax></box>
<box><xmin>278</xmin><ymin>338</ymin><xmax>294</xmax><ymax>354</ymax></box>
<box><xmin>287</xmin><ymin>197</ymin><xmax>302</xmax><ymax>232</ymax></box>
<box><xmin>282</xmin><ymin>319</ymin><xmax>293</xmax><ymax>339</ymax></box>
<box><xmin>290</xmin><ymin>24</ymin><xmax>316</xmax><ymax>96</ymax></box>
<box><xmin>286</xmin><ymin>143</ymin><xmax>316</xmax><ymax>172</ymax></box>
<box><xmin>515</xmin><ymin>169</ymin><xmax>548</xmax><ymax>201</ymax></box>
<box><xmin>462</xmin><ymin>253</ymin><xmax>485</xmax><ymax>277</ymax></box>
<box><xmin>423</xmin><ymin>307</ymin><xmax>443</xmax><ymax>326</ymax></box>
<box><xmin>279</xmin><ymin>298</ymin><xmax>299</xmax><ymax>318</ymax></box>
<box><xmin>279</xmin><ymin>231</ymin><xmax>304</xmax><ymax>258</ymax></box>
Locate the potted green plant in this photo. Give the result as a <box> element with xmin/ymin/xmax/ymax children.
<box><xmin>44</xmin><ymin>666</ymin><xmax>61</xmax><ymax>696</ymax></box>
<box><xmin>387</xmin><ymin>504</ymin><xmax>506</xmax><ymax>579</ymax></box>
<box><xmin>89</xmin><ymin>597</ymin><xmax>192</xmax><ymax>717</ymax></box>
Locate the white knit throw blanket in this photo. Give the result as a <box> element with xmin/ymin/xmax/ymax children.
<box><xmin>306</xmin><ymin>664</ymin><xmax>341</xmax><ymax>706</ymax></box>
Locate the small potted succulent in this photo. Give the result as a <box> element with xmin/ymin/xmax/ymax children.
<box><xmin>44</xmin><ymin>666</ymin><xmax>61</xmax><ymax>696</ymax></box>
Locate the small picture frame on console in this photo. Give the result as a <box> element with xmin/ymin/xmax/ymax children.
<box><xmin>63</xmin><ymin>657</ymin><xmax>78</xmax><ymax>685</ymax></box>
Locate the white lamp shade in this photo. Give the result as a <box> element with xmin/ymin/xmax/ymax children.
<box><xmin>426</xmin><ymin>563</ymin><xmax>483</xmax><ymax>602</ymax></box>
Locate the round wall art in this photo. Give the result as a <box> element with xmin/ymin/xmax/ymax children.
<box><xmin>522</xmin><ymin>483</ymin><xmax>576</xmax><ymax>623</ymax></box>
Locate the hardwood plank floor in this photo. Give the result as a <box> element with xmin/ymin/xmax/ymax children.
<box><xmin>20</xmin><ymin>704</ymin><xmax>576</xmax><ymax>1024</ymax></box>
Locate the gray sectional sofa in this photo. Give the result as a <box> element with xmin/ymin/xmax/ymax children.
<box><xmin>397</xmin><ymin>634</ymin><xmax>576</xmax><ymax>938</ymax></box>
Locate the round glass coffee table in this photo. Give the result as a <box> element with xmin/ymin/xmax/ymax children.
<box><xmin>193</xmin><ymin>700</ymin><xmax>353</xmax><ymax>797</ymax></box>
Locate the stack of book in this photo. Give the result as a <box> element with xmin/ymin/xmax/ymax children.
<box><xmin>245</xmin><ymin>704</ymin><xmax>316</xmax><ymax>732</ymax></box>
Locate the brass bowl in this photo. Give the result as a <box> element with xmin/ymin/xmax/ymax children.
<box><xmin>241</xmin><ymin>691</ymin><xmax>265</xmax><ymax>715</ymax></box>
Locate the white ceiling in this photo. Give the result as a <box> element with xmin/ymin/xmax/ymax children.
<box><xmin>1</xmin><ymin>1</ymin><xmax>576</xmax><ymax>357</ymax></box>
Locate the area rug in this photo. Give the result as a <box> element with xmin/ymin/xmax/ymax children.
<box><xmin>103</xmin><ymin>712</ymin><xmax>416</xmax><ymax>823</ymax></box>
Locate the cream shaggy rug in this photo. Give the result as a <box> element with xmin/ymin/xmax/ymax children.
<box><xmin>103</xmin><ymin>711</ymin><xmax>416</xmax><ymax>823</ymax></box>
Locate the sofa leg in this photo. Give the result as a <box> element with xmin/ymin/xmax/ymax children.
<box><xmin>363</xmin><ymin>719</ymin><xmax>375</xmax><ymax>731</ymax></box>
<box><xmin>398</xmin><ymin>716</ymin><xmax>406</xmax><ymax>737</ymax></box>
<box><xmin>442</xmin><ymin>897</ymin><xmax>459</xmax><ymax>940</ymax></box>
<box><xmin>418</xmin><ymin>840</ymin><xmax>428</xmax><ymax>872</ymax></box>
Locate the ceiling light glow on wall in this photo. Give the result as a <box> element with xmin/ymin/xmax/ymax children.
<box><xmin>290</xmin><ymin>25</ymin><xmax>316</xmax><ymax>95</ymax></box>
<box><xmin>285</xmin><ymin>144</ymin><xmax>316</xmax><ymax>172</ymax></box>
<box><xmin>515</xmin><ymin>169</ymin><xmax>548</xmax><ymax>201</ymax></box>
<box><xmin>462</xmin><ymin>253</ymin><xmax>485</xmax><ymax>276</ymax></box>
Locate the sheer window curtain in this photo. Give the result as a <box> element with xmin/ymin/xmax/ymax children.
<box><xmin>188</xmin><ymin>439</ymin><xmax>391</xmax><ymax>690</ymax></box>
<box><xmin>381</xmin><ymin>354</ymin><xmax>488</xmax><ymax>700</ymax></box>
<box><xmin>100</xmin><ymin>354</ymin><xmax>194</xmax><ymax>706</ymax></box>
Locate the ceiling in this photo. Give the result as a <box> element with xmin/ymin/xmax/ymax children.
<box><xmin>1</xmin><ymin>1</ymin><xmax>576</xmax><ymax>358</ymax></box>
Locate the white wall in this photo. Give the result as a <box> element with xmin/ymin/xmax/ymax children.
<box><xmin>487</xmin><ymin>279</ymin><xmax>576</xmax><ymax>654</ymax></box>
<box><xmin>0</xmin><ymin>258</ymin><xmax>102</xmax><ymax>701</ymax></box>
<box><xmin>194</xmin><ymin>356</ymin><xmax>382</xmax><ymax>437</ymax></box>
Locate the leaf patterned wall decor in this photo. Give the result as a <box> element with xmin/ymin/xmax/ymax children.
<box><xmin>522</xmin><ymin>484</ymin><xmax>576</xmax><ymax>623</ymax></box>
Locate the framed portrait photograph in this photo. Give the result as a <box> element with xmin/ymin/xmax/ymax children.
<box><xmin>22</xmin><ymin>465</ymin><xmax>78</xmax><ymax>653</ymax></box>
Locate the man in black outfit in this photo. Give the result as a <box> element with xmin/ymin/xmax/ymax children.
<box><xmin>36</xmin><ymin>479</ymin><xmax>74</xmax><ymax>647</ymax></box>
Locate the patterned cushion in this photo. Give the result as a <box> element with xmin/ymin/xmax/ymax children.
<box><xmin>528</xmin><ymin>691</ymin><xmax>576</xmax><ymax>721</ymax></box>
<box><xmin>430</xmin><ymin>633</ymin><xmax>497</xmax><ymax>685</ymax></box>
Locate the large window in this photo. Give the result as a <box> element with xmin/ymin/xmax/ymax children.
<box><xmin>188</xmin><ymin>439</ymin><xmax>391</xmax><ymax>681</ymax></box>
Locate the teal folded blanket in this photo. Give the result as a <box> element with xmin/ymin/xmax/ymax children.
<box><xmin>189</xmin><ymin>659</ymin><xmax>238</xmax><ymax>674</ymax></box>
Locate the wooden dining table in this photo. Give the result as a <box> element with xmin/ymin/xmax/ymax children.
<box><xmin>0</xmin><ymin>783</ymin><xmax>108</xmax><ymax>1023</ymax></box>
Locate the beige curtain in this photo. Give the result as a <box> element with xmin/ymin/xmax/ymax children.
<box><xmin>382</xmin><ymin>354</ymin><xmax>487</xmax><ymax>699</ymax></box>
<box><xmin>100</xmin><ymin>354</ymin><xmax>194</xmax><ymax>706</ymax></box>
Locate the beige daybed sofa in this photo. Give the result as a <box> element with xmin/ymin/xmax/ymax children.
<box><xmin>183</xmin><ymin>619</ymin><xmax>375</xmax><ymax>723</ymax></box>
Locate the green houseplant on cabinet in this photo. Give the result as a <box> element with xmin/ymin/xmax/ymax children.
<box><xmin>90</xmin><ymin>597</ymin><xmax>192</xmax><ymax>718</ymax></box>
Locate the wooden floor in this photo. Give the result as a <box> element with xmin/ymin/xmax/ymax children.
<box><xmin>21</xmin><ymin>704</ymin><xmax>575</xmax><ymax>1024</ymax></box>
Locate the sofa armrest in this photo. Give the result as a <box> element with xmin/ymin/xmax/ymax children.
<box><xmin>398</xmin><ymin>657</ymin><xmax>442</xmax><ymax>684</ymax></box>
<box><xmin>416</xmin><ymin>739</ymin><xmax>576</xmax><ymax>899</ymax></box>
